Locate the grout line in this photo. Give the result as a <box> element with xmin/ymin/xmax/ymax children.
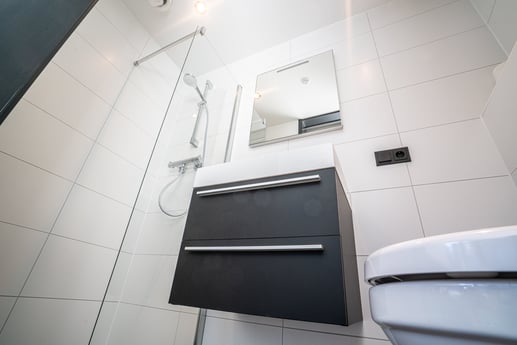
<box><xmin>0</xmin><ymin>150</ymin><xmax>74</xmax><ymax>183</ymax></box>
<box><xmin>378</xmin><ymin>24</ymin><xmax>485</xmax><ymax>59</ymax></box>
<box><xmin>0</xmin><ymin>220</ymin><xmax>48</xmax><ymax>235</ymax></box>
<box><xmin>13</xmin><ymin>295</ymin><xmax>103</xmax><ymax>303</ymax></box>
<box><xmin>512</xmin><ymin>167</ymin><xmax>517</xmax><ymax>176</ymax></box>
<box><xmin>117</xmin><ymin>301</ymin><xmax>193</xmax><ymax>314</ymax></box>
<box><xmin>281</xmin><ymin>324</ymin><xmax>390</xmax><ymax>342</ymax></box>
<box><xmin>370</xmin><ymin>0</ymin><xmax>459</xmax><ymax>31</ymax></box>
<box><xmin>387</xmin><ymin>63</ymin><xmax>501</xmax><ymax>92</ymax></box>
<box><xmin>349</xmin><ymin>174</ymin><xmax>509</xmax><ymax>194</ymax></box>
<box><xmin>486</xmin><ymin>0</ymin><xmax>497</xmax><ymax>24</ymax></box>
<box><xmin>398</xmin><ymin>117</ymin><xmax>481</xmax><ymax>134</ymax></box>
<box><xmin>205</xmin><ymin>315</ymin><xmax>284</xmax><ymax>329</ymax></box>
<box><xmin>48</xmin><ymin>233</ymin><xmax>119</xmax><ymax>252</ymax></box>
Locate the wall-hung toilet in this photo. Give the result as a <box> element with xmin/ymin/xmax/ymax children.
<box><xmin>365</xmin><ymin>226</ymin><xmax>517</xmax><ymax>345</ymax></box>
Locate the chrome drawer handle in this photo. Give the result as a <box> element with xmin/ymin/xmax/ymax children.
<box><xmin>196</xmin><ymin>174</ymin><xmax>321</xmax><ymax>196</ymax></box>
<box><xmin>184</xmin><ymin>244</ymin><xmax>324</xmax><ymax>252</ymax></box>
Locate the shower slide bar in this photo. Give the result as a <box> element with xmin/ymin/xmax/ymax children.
<box><xmin>134</xmin><ymin>26</ymin><xmax>206</xmax><ymax>66</ymax></box>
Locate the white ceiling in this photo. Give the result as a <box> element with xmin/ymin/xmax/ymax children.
<box><xmin>123</xmin><ymin>0</ymin><xmax>389</xmax><ymax>73</ymax></box>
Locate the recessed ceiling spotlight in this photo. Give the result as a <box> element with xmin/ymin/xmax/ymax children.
<box><xmin>254</xmin><ymin>92</ymin><xmax>262</xmax><ymax>99</ymax></box>
<box><xmin>301</xmin><ymin>77</ymin><xmax>310</xmax><ymax>85</ymax></box>
<box><xmin>194</xmin><ymin>1</ymin><xmax>207</xmax><ymax>14</ymax></box>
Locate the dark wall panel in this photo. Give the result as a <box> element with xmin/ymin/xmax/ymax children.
<box><xmin>0</xmin><ymin>0</ymin><xmax>98</xmax><ymax>125</ymax></box>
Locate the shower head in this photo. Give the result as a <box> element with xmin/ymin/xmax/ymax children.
<box><xmin>183</xmin><ymin>73</ymin><xmax>198</xmax><ymax>88</ymax></box>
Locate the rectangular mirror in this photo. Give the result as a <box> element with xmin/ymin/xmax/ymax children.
<box><xmin>249</xmin><ymin>50</ymin><xmax>341</xmax><ymax>146</ymax></box>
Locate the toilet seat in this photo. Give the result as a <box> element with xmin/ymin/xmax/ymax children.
<box><xmin>365</xmin><ymin>225</ymin><xmax>517</xmax><ymax>285</ymax></box>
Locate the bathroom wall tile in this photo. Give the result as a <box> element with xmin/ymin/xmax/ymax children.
<box><xmin>203</xmin><ymin>317</ymin><xmax>282</xmax><ymax>345</ymax></box>
<box><xmin>22</xmin><ymin>235</ymin><xmax>116</xmax><ymax>300</ymax></box>
<box><xmin>52</xmin><ymin>184</ymin><xmax>132</xmax><ymax>249</ymax></box>
<box><xmin>77</xmin><ymin>144</ymin><xmax>144</xmax><ymax>206</ymax></box>
<box><xmin>134</xmin><ymin>213</ymin><xmax>186</xmax><ymax>255</ymax></box>
<box><xmin>95</xmin><ymin>0</ymin><xmax>149</xmax><ymax>52</ymax></box>
<box><xmin>332</xmin><ymin>32</ymin><xmax>378</xmax><ymax>70</ymax></box>
<box><xmin>336</xmin><ymin>60</ymin><xmax>386</xmax><ymax>102</ymax></box>
<box><xmin>229</xmin><ymin>42</ymin><xmax>290</xmax><ymax>82</ymax></box>
<box><xmin>283</xmin><ymin>328</ymin><xmax>390</xmax><ymax>345</ymax></box>
<box><xmin>470</xmin><ymin>0</ymin><xmax>496</xmax><ymax>22</ymax></box>
<box><xmin>77</xmin><ymin>8</ymin><xmax>139</xmax><ymax>75</ymax></box>
<box><xmin>0</xmin><ymin>153</ymin><xmax>72</xmax><ymax>232</ymax></box>
<box><xmin>351</xmin><ymin>187</ymin><xmax>423</xmax><ymax>255</ymax></box>
<box><xmin>283</xmin><ymin>318</ymin><xmax>387</xmax><ymax>342</ymax></box>
<box><xmin>333</xmin><ymin>135</ymin><xmax>411</xmax><ymax>192</ymax></box>
<box><xmin>129</xmin><ymin>63</ymin><xmax>174</xmax><ymax>110</ymax></box>
<box><xmin>105</xmin><ymin>252</ymin><xmax>132</xmax><ymax>302</ymax></box>
<box><xmin>89</xmin><ymin>301</ymin><xmax>118</xmax><ymax>345</ymax></box>
<box><xmin>0</xmin><ymin>297</ymin><xmax>16</xmax><ymax>328</ymax></box>
<box><xmin>414</xmin><ymin>176</ymin><xmax>517</xmax><ymax>236</ymax></box>
<box><xmin>0</xmin><ymin>223</ymin><xmax>46</xmax><ymax>295</ymax></box>
<box><xmin>53</xmin><ymin>33</ymin><xmax>126</xmax><ymax>105</ymax></box>
<box><xmin>483</xmin><ymin>43</ymin><xmax>517</xmax><ymax>173</ymax></box>
<box><xmin>381</xmin><ymin>27</ymin><xmax>505</xmax><ymax>89</ymax></box>
<box><xmin>0</xmin><ymin>298</ymin><xmax>100</xmax><ymax>345</ymax></box>
<box><xmin>206</xmin><ymin>310</ymin><xmax>283</xmax><ymax>327</ymax></box>
<box><xmin>373</xmin><ymin>0</ymin><xmax>483</xmax><ymax>56</ymax></box>
<box><xmin>121</xmin><ymin>255</ymin><xmax>178</xmax><ymax>310</ymax></box>
<box><xmin>290</xmin><ymin>14</ymin><xmax>371</xmax><ymax>58</ymax></box>
<box><xmin>401</xmin><ymin>120</ymin><xmax>508</xmax><ymax>185</ymax></box>
<box><xmin>98</xmin><ymin>110</ymin><xmax>154</xmax><ymax>169</ymax></box>
<box><xmin>139</xmin><ymin>38</ymin><xmax>181</xmax><ymax>83</ymax></box>
<box><xmin>368</xmin><ymin>0</ymin><xmax>456</xmax><ymax>29</ymax></box>
<box><xmin>391</xmin><ymin>66</ymin><xmax>495</xmax><ymax>131</ymax></box>
<box><xmin>24</xmin><ymin>62</ymin><xmax>111</xmax><ymax>139</ymax></box>
<box><xmin>114</xmin><ymin>80</ymin><xmax>164</xmax><ymax>137</ymax></box>
<box><xmin>340</xmin><ymin>93</ymin><xmax>397</xmax><ymax>141</ymax></box>
<box><xmin>488</xmin><ymin>0</ymin><xmax>517</xmax><ymax>55</ymax></box>
<box><xmin>106</xmin><ymin>303</ymin><xmax>179</xmax><ymax>345</ymax></box>
<box><xmin>121</xmin><ymin>209</ymin><xmax>145</xmax><ymax>253</ymax></box>
<box><xmin>0</xmin><ymin>99</ymin><xmax>93</xmax><ymax>181</ymax></box>
<box><xmin>174</xmin><ymin>312</ymin><xmax>198</xmax><ymax>345</ymax></box>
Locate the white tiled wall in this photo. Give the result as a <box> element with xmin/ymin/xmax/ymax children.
<box><xmin>0</xmin><ymin>0</ymin><xmax>196</xmax><ymax>343</ymax></box>
<box><xmin>200</xmin><ymin>1</ymin><xmax>517</xmax><ymax>344</ymax></box>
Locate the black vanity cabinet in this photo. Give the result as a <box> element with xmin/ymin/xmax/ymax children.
<box><xmin>169</xmin><ymin>167</ymin><xmax>362</xmax><ymax>326</ymax></box>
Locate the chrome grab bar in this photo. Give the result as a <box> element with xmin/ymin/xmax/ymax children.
<box><xmin>196</xmin><ymin>174</ymin><xmax>321</xmax><ymax>196</ymax></box>
<box><xmin>184</xmin><ymin>244</ymin><xmax>324</xmax><ymax>252</ymax></box>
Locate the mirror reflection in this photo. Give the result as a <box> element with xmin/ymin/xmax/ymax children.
<box><xmin>249</xmin><ymin>50</ymin><xmax>342</xmax><ymax>146</ymax></box>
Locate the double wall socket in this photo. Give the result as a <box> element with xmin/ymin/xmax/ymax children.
<box><xmin>375</xmin><ymin>147</ymin><xmax>411</xmax><ymax>166</ymax></box>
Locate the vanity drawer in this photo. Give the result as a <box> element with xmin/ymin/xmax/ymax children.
<box><xmin>184</xmin><ymin>168</ymin><xmax>342</xmax><ymax>240</ymax></box>
<box><xmin>170</xmin><ymin>235</ymin><xmax>352</xmax><ymax>325</ymax></box>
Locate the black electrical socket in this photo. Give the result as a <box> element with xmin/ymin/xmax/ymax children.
<box><xmin>375</xmin><ymin>147</ymin><xmax>411</xmax><ymax>166</ymax></box>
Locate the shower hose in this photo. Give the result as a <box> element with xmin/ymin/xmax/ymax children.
<box><xmin>158</xmin><ymin>107</ymin><xmax>209</xmax><ymax>218</ymax></box>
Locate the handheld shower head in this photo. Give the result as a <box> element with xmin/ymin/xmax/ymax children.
<box><xmin>183</xmin><ymin>73</ymin><xmax>198</xmax><ymax>88</ymax></box>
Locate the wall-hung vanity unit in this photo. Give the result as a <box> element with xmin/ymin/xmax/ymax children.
<box><xmin>170</xmin><ymin>145</ymin><xmax>362</xmax><ymax>325</ymax></box>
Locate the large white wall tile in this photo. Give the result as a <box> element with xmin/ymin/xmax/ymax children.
<box><xmin>106</xmin><ymin>303</ymin><xmax>179</xmax><ymax>345</ymax></box>
<box><xmin>0</xmin><ymin>297</ymin><xmax>16</xmax><ymax>328</ymax></box>
<box><xmin>105</xmin><ymin>252</ymin><xmax>132</xmax><ymax>302</ymax></box>
<box><xmin>89</xmin><ymin>301</ymin><xmax>118</xmax><ymax>345</ymax></box>
<box><xmin>203</xmin><ymin>317</ymin><xmax>282</xmax><ymax>345</ymax></box>
<box><xmin>391</xmin><ymin>67</ymin><xmax>495</xmax><ymax>131</ymax></box>
<box><xmin>0</xmin><ymin>223</ymin><xmax>46</xmax><ymax>295</ymax></box>
<box><xmin>98</xmin><ymin>110</ymin><xmax>154</xmax><ymax>169</ymax></box>
<box><xmin>0</xmin><ymin>153</ymin><xmax>72</xmax><ymax>232</ymax></box>
<box><xmin>0</xmin><ymin>99</ymin><xmax>93</xmax><ymax>180</ymax></box>
<box><xmin>22</xmin><ymin>235</ymin><xmax>116</xmax><ymax>300</ymax></box>
<box><xmin>336</xmin><ymin>60</ymin><xmax>386</xmax><ymax>102</ymax></box>
<box><xmin>351</xmin><ymin>187</ymin><xmax>423</xmax><ymax>255</ymax></box>
<box><xmin>121</xmin><ymin>255</ymin><xmax>177</xmax><ymax>310</ymax></box>
<box><xmin>487</xmin><ymin>0</ymin><xmax>517</xmax><ymax>55</ymax></box>
<box><xmin>340</xmin><ymin>93</ymin><xmax>397</xmax><ymax>141</ymax></box>
<box><xmin>290</xmin><ymin>14</ymin><xmax>371</xmax><ymax>58</ymax></box>
<box><xmin>332</xmin><ymin>32</ymin><xmax>378</xmax><ymax>70</ymax></box>
<box><xmin>470</xmin><ymin>0</ymin><xmax>496</xmax><ymax>22</ymax></box>
<box><xmin>0</xmin><ymin>298</ymin><xmax>100</xmax><ymax>345</ymax></box>
<box><xmin>334</xmin><ymin>135</ymin><xmax>411</xmax><ymax>192</ymax></box>
<box><xmin>77</xmin><ymin>8</ymin><xmax>139</xmax><ymax>75</ymax></box>
<box><xmin>374</xmin><ymin>0</ymin><xmax>483</xmax><ymax>56</ymax></box>
<box><xmin>483</xmin><ymin>43</ymin><xmax>517</xmax><ymax>173</ymax></box>
<box><xmin>52</xmin><ymin>184</ymin><xmax>132</xmax><ymax>249</ymax></box>
<box><xmin>368</xmin><ymin>0</ymin><xmax>456</xmax><ymax>29</ymax></box>
<box><xmin>53</xmin><ymin>33</ymin><xmax>126</xmax><ymax>105</ymax></box>
<box><xmin>24</xmin><ymin>62</ymin><xmax>111</xmax><ymax>139</ymax></box>
<box><xmin>77</xmin><ymin>144</ymin><xmax>144</xmax><ymax>206</ymax></box>
<box><xmin>174</xmin><ymin>312</ymin><xmax>199</xmax><ymax>345</ymax></box>
<box><xmin>401</xmin><ymin>120</ymin><xmax>508</xmax><ymax>185</ymax></box>
<box><xmin>283</xmin><ymin>328</ymin><xmax>389</xmax><ymax>345</ymax></box>
<box><xmin>206</xmin><ymin>310</ymin><xmax>282</xmax><ymax>327</ymax></box>
<box><xmin>415</xmin><ymin>176</ymin><xmax>517</xmax><ymax>236</ymax></box>
<box><xmin>381</xmin><ymin>27</ymin><xmax>505</xmax><ymax>89</ymax></box>
<box><xmin>134</xmin><ymin>213</ymin><xmax>185</xmax><ymax>255</ymax></box>
<box><xmin>95</xmin><ymin>0</ymin><xmax>149</xmax><ymax>52</ymax></box>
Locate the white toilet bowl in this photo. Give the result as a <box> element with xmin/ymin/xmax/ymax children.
<box><xmin>365</xmin><ymin>226</ymin><xmax>517</xmax><ymax>345</ymax></box>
